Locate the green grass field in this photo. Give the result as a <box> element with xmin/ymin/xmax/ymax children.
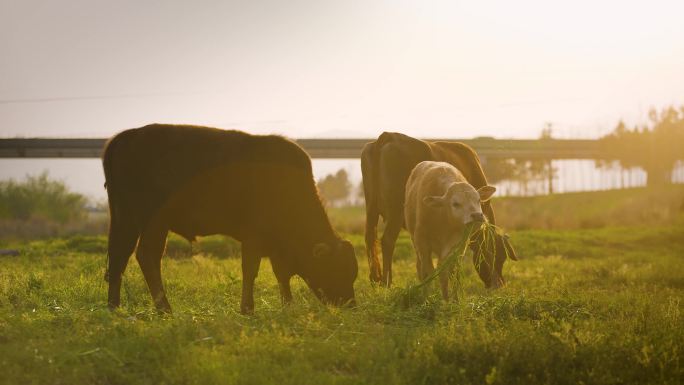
<box><xmin>1</xmin><ymin>213</ymin><xmax>683</xmax><ymax>384</ymax></box>
<box><xmin>1</xmin><ymin>187</ymin><xmax>683</xmax><ymax>384</ymax></box>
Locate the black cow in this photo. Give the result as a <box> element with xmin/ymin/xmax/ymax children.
<box><xmin>103</xmin><ymin>124</ymin><xmax>357</xmax><ymax>314</ymax></box>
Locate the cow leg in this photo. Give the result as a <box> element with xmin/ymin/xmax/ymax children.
<box><xmin>136</xmin><ymin>226</ymin><xmax>171</xmax><ymax>313</ymax></box>
<box><xmin>365</xmin><ymin>207</ymin><xmax>382</xmax><ymax>283</ymax></box>
<box><xmin>436</xmin><ymin>255</ymin><xmax>452</xmax><ymax>300</ymax></box>
<box><xmin>414</xmin><ymin>236</ymin><xmax>433</xmax><ymax>282</ymax></box>
<box><xmin>417</xmin><ymin>241</ymin><xmax>442</xmax><ymax>298</ymax></box>
<box><xmin>361</xmin><ymin>142</ymin><xmax>382</xmax><ymax>284</ymax></box>
<box><xmin>416</xmin><ymin>254</ymin><xmax>423</xmax><ymax>281</ymax></box>
<box><xmin>240</xmin><ymin>242</ymin><xmax>262</xmax><ymax>315</ymax></box>
<box><xmin>270</xmin><ymin>257</ymin><xmax>293</xmax><ymax>305</ymax></box>
<box><xmin>106</xmin><ymin>213</ymin><xmax>139</xmax><ymax>310</ymax></box>
<box><xmin>380</xmin><ymin>216</ymin><xmax>402</xmax><ymax>287</ymax></box>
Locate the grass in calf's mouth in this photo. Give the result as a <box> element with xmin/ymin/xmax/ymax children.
<box><xmin>395</xmin><ymin>221</ymin><xmax>510</xmax><ymax>308</ymax></box>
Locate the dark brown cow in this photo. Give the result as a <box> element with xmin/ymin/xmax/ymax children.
<box><xmin>103</xmin><ymin>124</ymin><xmax>357</xmax><ymax>314</ymax></box>
<box><xmin>361</xmin><ymin>132</ymin><xmax>517</xmax><ymax>287</ymax></box>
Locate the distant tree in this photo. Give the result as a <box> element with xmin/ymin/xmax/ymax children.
<box><xmin>511</xmin><ymin>159</ymin><xmax>535</xmax><ymax>195</ymax></box>
<box><xmin>596</xmin><ymin>121</ymin><xmax>637</xmax><ymax>188</ymax></box>
<box><xmin>532</xmin><ymin>123</ymin><xmax>558</xmax><ymax>194</ymax></box>
<box><xmin>600</xmin><ymin>106</ymin><xmax>684</xmax><ymax>186</ymax></box>
<box><xmin>484</xmin><ymin>125</ymin><xmax>557</xmax><ymax>195</ymax></box>
<box><xmin>482</xmin><ymin>158</ymin><xmax>535</xmax><ymax>195</ymax></box>
<box><xmin>481</xmin><ymin>158</ymin><xmax>517</xmax><ymax>184</ymax></box>
<box><xmin>317</xmin><ymin>169</ymin><xmax>352</xmax><ymax>207</ymax></box>
<box><xmin>356</xmin><ymin>180</ymin><xmax>366</xmax><ymax>205</ymax></box>
<box><xmin>539</xmin><ymin>122</ymin><xmax>553</xmax><ymax>140</ymax></box>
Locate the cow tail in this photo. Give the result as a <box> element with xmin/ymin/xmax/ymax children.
<box><xmin>101</xmin><ymin>134</ymin><xmax>139</xmax><ymax>282</ymax></box>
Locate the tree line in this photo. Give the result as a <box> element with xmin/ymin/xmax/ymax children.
<box><xmin>316</xmin><ymin>106</ymin><xmax>684</xmax><ymax>204</ymax></box>
<box><xmin>598</xmin><ymin>105</ymin><xmax>684</xmax><ymax>186</ymax></box>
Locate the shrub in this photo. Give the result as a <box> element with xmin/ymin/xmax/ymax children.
<box><xmin>0</xmin><ymin>172</ymin><xmax>87</xmax><ymax>223</ymax></box>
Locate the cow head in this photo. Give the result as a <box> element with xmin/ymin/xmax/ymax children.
<box><xmin>471</xmin><ymin>231</ymin><xmax>517</xmax><ymax>289</ymax></box>
<box><xmin>423</xmin><ymin>182</ymin><xmax>496</xmax><ymax>226</ymax></box>
<box><xmin>306</xmin><ymin>240</ymin><xmax>358</xmax><ymax>306</ymax></box>
<box><xmin>423</xmin><ymin>182</ymin><xmax>515</xmax><ymax>288</ymax></box>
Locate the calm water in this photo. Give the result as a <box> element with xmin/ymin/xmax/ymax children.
<box><xmin>0</xmin><ymin>158</ymin><xmax>362</xmax><ymax>203</ymax></box>
<box><xmin>1</xmin><ymin>158</ymin><xmax>682</xmax><ymax>203</ymax></box>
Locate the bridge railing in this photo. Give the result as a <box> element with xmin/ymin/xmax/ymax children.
<box><xmin>0</xmin><ymin>137</ymin><xmax>603</xmax><ymax>160</ymax></box>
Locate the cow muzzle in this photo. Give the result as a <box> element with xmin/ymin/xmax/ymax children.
<box><xmin>470</xmin><ymin>212</ymin><xmax>485</xmax><ymax>223</ymax></box>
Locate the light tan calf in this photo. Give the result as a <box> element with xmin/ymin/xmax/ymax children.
<box><xmin>404</xmin><ymin>161</ymin><xmax>496</xmax><ymax>299</ymax></box>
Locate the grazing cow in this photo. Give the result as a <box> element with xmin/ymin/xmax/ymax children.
<box><xmin>103</xmin><ymin>124</ymin><xmax>357</xmax><ymax>314</ymax></box>
<box><xmin>361</xmin><ymin>132</ymin><xmax>517</xmax><ymax>288</ymax></box>
<box><xmin>405</xmin><ymin>161</ymin><xmax>496</xmax><ymax>299</ymax></box>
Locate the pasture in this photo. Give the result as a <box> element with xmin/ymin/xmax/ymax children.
<box><xmin>1</xmin><ymin>189</ymin><xmax>683</xmax><ymax>384</ymax></box>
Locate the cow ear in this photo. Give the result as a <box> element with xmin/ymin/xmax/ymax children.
<box><xmin>313</xmin><ymin>243</ymin><xmax>332</xmax><ymax>259</ymax></box>
<box><xmin>422</xmin><ymin>195</ymin><xmax>445</xmax><ymax>208</ymax></box>
<box><xmin>477</xmin><ymin>186</ymin><xmax>496</xmax><ymax>202</ymax></box>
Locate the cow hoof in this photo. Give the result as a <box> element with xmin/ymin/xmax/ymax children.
<box><xmin>488</xmin><ymin>278</ymin><xmax>505</xmax><ymax>289</ymax></box>
<box><xmin>155</xmin><ymin>306</ymin><xmax>173</xmax><ymax>315</ymax></box>
<box><xmin>240</xmin><ymin>304</ymin><xmax>254</xmax><ymax>315</ymax></box>
<box><xmin>368</xmin><ymin>270</ymin><xmax>382</xmax><ymax>284</ymax></box>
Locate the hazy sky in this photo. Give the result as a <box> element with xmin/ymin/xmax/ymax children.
<box><xmin>1</xmin><ymin>0</ymin><xmax>683</xmax><ymax>139</ymax></box>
